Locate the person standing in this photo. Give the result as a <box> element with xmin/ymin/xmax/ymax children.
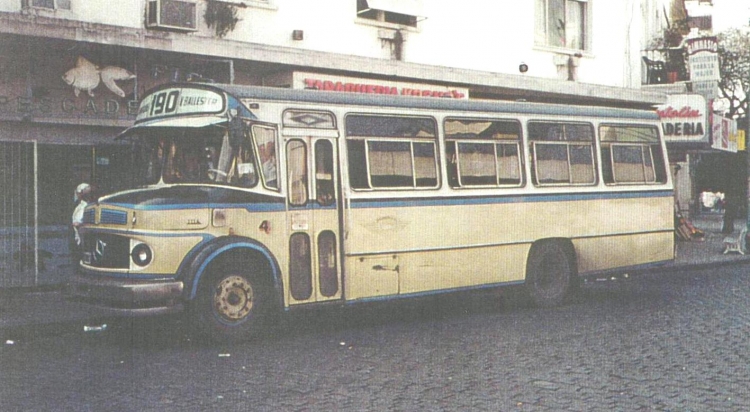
<box><xmin>71</xmin><ymin>183</ymin><xmax>92</xmax><ymax>269</ymax></box>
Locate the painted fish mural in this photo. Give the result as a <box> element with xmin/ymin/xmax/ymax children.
<box><xmin>62</xmin><ymin>56</ymin><xmax>135</xmax><ymax>98</ymax></box>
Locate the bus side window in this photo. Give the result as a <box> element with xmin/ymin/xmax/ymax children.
<box><xmin>315</xmin><ymin>140</ymin><xmax>335</xmax><ymax>205</ymax></box>
<box><xmin>345</xmin><ymin>114</ymin><xmax>438</xmax><ymax>190</ymax></box>
<box><xmin>287</xmin><ymin>140</ymin><xmax>308</xmax><ymax>206</ymax></box>
<box><xmin>252</xmin><ymin>125</ymin><xmax>279</xmax><ymax>190</ymax></box>
<box><xmin>599</xmin><ymin>125</ymin><xmax>666</xmax><ymax>185</ymax></box>
<box><xmin>234</xmin><ymin>129</ymin><xmax>258</xmax><ymax>188</ymax></box>
<box><xmin>444</xmin><ymin>118</ymin><xmax>523</xmax><ymax>188</ymax></box>
<box><xmin>529</xmin><ymin>122</ymin><xmax>595</xmax><ymax>186</ymax></box>
<box><xmin>347</xmin><ymin>140</ymin><xmax>369</xmax><ymax>189</ymax></box>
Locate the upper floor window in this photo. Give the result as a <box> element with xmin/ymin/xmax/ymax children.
<box><xmin>25</xmin><ymin>0</ymin><xmax>70</xmax><ymax>9</ymax></box>
<box><xmin>356</xmin><ymin>0</ymin><xmax>422</xmax><ymax>28</ymax></box>
<box><xmin>535</xmin><ymin>0</ymin><xmax>588</xmax><ymax>51</ymax></box>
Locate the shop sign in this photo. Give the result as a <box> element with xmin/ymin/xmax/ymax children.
<box><xmin>691</xmin><ymin>80</ymin><xmax>718</xmax><ymax>100</ymax></box>
<box><xmin>0</xmin><ymin>95</ymin><xmax>140</xmax><ymax>118</ymax></box>
<box><xmin>657</xmin><ymin>94</ymin><xmax>708</xmax><ymax>144</ymax></box>
<box><xmin>686</xmin><ymin>37</ymin><xmax>720</xmax><ymax>82</ymax></box>
<box><xmin>711</xmin><ymin>114</ymin><xmax>738</xmax><ymax>153</ymax></box>
<box><xmin>291</xmin><ymin>72</ymin><xmax>469</xmax><ymax>99</ymax></box>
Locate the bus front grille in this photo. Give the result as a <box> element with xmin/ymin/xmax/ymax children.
<box><xmin>100</xmin><ymin>209</ymin><xmax>128</xmax><ymax>225</ymax></box>
<box><xmin>82</xmin><ymin>233</ymin><xmax>130</xmax><ymax>269</ymax></box>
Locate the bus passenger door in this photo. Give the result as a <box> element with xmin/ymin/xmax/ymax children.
<box><xmin>286</xmin><ymin>135</ymin><xmax>342</xmax><ymax>304</ymax></box>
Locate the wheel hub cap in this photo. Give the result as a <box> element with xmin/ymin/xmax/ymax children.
<box><xmin>214</xmin><ymin>275</ymin><xmax>254</xmax><ymax>321</ymax></box>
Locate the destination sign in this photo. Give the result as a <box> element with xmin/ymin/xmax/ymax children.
<box><xmin>136</xmin><ymin>88</ymin><xmax>225</xmax><ymax>122</ymax></box>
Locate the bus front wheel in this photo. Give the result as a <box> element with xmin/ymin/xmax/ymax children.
<box><xmin>525</xmin><ymin>241</ymin><xmax>576</xmax><ymax>307</ymax></box>
<box><xmin>192</xmin><ymin>262</ymin><xmax>271</xmax><ymax>341</ymax></box>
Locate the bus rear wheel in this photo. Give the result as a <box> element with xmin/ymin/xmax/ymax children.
<box><xmin>192</xmin><ymin>262</ymin><xmax>271</xmax><ymax>341</ymax></box>
<box><xmin>525</xmin><ymin>241</ymin><xmax>576</xmax><ymax>307</ymax></box>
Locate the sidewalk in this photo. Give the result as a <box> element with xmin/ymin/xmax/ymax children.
<box><xmin>2</xmin><ymin>214</ymin><xmax>750</xmax><ymax>332</ymax></box>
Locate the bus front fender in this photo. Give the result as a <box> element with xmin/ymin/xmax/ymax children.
<box><xmin>179</xmin><ymin>236</ymin><xmax>283</xmax><ymax>310</ymax></box>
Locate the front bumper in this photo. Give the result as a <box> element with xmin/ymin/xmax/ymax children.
<box><xmin>67</xmin><ymin>274</ymin><xmax>185</xmax><ymax>316</ymax></box>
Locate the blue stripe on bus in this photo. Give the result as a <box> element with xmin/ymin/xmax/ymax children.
<box><xmin>348</xmin><ymin>190</ymin><xmax>673</xmax><ymax>209</ymax></box>
<box><xmin>108</xmin><ymin>190</ymin><xmax>671</xmax><ymax>211</ymax></box>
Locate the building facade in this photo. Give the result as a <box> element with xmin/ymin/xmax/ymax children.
<box><xmin>0</xmin><ymin>0</ymin><xmax>667</xmax><ymax>287</ymax></box>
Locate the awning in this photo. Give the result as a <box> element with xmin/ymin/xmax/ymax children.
<box><xmin>359</xmin><ymin>0</ymin><xmax>424</xmax><ymax>18</ymax></box>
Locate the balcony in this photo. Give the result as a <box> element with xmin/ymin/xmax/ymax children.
<box><xmin>642</xmin><ymin>47</ymin><xmax>689</xmax><ymax>87</ymax></box>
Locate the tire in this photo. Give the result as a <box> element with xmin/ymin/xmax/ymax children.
<box><xmin>525</xmin><ymin>241</ymin><xmax>576</xmax><ymax>308</ymax></box>
<box><xmin>192</xmin><ymin>260</ymin><xmax>272</xmax><ymax>342</ymax></box>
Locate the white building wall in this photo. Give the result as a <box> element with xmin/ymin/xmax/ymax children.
<box><xmin>0</xmin><ymin>0</ymin><xmax>668</xmax><ymax>89</ymax></box>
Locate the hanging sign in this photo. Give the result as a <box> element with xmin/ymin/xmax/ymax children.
<box><xmin>657</xmin><ymin>94</ymin><xmax>708</xmax><ymax>144</ymax></box>
<box><xmin>686</xmin><ymin>37</ymin><xmax>720</xmax><ymax>82</ymax></box>
<box><xmin>711</xmin><ymin>114</ymin><xmax>738</xmax><ymax>153</ymax></box>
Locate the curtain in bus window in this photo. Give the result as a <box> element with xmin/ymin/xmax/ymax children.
<box><xmin>599</xmin><ymin>125</ymin><xmax>665</xmax><ymax>185</ymax></box>
<box><xmin>458</xmin><ymin>142</ymin><xmax>496</xmax><ymax>186</ymax></box>
<box><xmin>497</xmin><ymin>143</ymin><xmax>521</xmax><ymax>185</ymax></box>
<box><xmin>569</xmin><ymin>144</ymin><xmax>594</xmax><ymax>184</ymax></box>
<box><xmin>413</xmin><ymin>142</ymin><xmax>437</xmax><ymax>187</ymax></box>
<box><xmin>368</xmin><ymin>141</ymin><xmax>413</xmax><ymax>188</ymax></box>
<box><xmin>536</xmin><ymin>143</ymin><xmax>570</xmax><ymax>183</ymax></box>
<box><xmin>612</xmin><ymin>145</ymin><xmax>646</xmax><ymax>183</ymax></box>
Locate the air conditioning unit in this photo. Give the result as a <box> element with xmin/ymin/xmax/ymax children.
<box><xmin>146</xmin><ymin>0</ymin><xmax>197</xmax><ymax>31</ymax></box>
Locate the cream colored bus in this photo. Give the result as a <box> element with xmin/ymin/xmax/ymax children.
<box><xmin>69</xmin><ymin>83</ymin><xmax>674</xmax><ymax>340</ymax></box>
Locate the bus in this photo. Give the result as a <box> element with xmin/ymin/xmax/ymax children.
<box><xmin>68</xmin><ymin>83</ymin><xmax>674</xmax><ymax>340</ymax></box>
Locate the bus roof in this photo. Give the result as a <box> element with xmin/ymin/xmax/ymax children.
<box><xmin>130</xmin><ymin>82</ymin><xmax>661</xmax><ymax>129</ymax></box>
<box><xmin>217</xmin><ymin>83</ymin><xmax>660</xmax><ymax>121</ymax></box>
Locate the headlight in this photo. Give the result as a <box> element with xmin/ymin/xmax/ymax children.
<box><xmin>131</xmin><ymin>243</ymin><xmax>153</xmax><ymax>267</ymax></box>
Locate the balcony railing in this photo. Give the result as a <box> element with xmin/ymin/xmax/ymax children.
<box><xmin>642</xmin><ymin>48</ymin><xmax>689</xmax><ymax>85</ymax></box>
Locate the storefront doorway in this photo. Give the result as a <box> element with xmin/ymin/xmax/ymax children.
<box><xmin>0</xmin><ymin>141</ymin><xmax>131</xmax><ymax>288</ymax></box>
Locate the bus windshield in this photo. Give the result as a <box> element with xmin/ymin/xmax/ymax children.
<box><xmin>130</xmin><ymin>125</ymin><xmax>265</xmax><ymax>189</ymax></box>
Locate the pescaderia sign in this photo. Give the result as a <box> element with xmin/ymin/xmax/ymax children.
<box><xmin>656</xmin><ymin>94</ymin><xmax>708</xmax><ymax>145</ymax></box>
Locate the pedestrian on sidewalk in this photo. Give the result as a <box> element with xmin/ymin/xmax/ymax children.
<box><xmin>71</xmin><ymin>183</ymin><xmax>93</xmax><ymax>269</ymax></box>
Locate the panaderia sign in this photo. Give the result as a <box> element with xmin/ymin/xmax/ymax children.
<box><xmin>657</xmin><ymin>94</ymin><xmax>708</xmax><ymax>145</ymax></box>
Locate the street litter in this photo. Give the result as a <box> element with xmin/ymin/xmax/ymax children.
<box><xmin>5</xmin><ymin>340</ymin><xmax>15</xmax><ymax>345</ymax></box>
<box><xmin>218</xmin><ymin>353</ymin><xmax>231</xmax><ymax>357</ymax></box>
<box><xmin>83</xmin><ymin>324</ymin><xmax>108</xmax><ymax>332</ymax></box>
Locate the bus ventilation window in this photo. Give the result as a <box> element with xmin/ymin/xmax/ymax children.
<box><xmin>289</xmin><ymin>233</ymin><xmax>312</xmax><ymax>300</ymax></box>
<box><xmin>318</xmin><ymin>231</ymin><xmax>338</xmax><ymax>297</ymax></box>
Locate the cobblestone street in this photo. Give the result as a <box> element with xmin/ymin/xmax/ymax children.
<box><xmin>3</xmin><ymin>264</ymin><xmax>750</xmax><ymax>411</ymax></box>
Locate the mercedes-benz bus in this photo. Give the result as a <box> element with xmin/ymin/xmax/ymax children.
<box><xmin>68</xmin><ymin>83</ymin><xmax>674</xmax><ymax>340</ymax></box>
